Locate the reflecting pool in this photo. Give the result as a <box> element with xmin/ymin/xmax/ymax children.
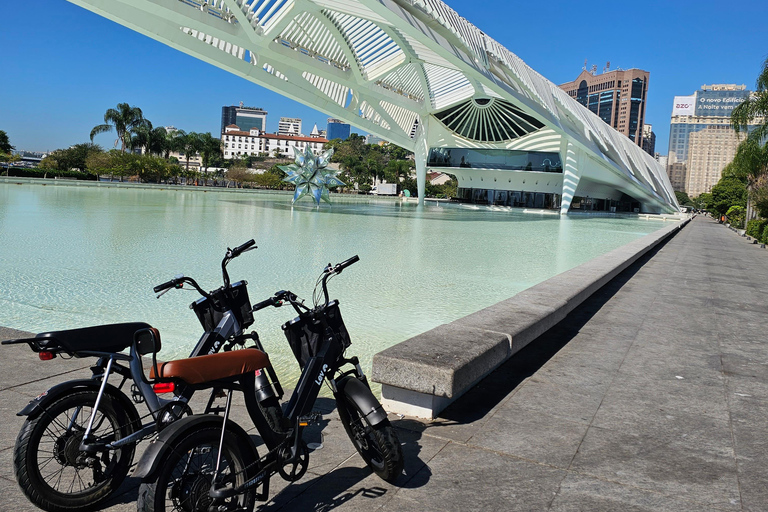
<box><xmin>0</xmin><ymin>182</ymin><xmax>673</xmax><ymax>385</ymax></box>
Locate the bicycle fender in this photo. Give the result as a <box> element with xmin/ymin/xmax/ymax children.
<box><xmin>336</xmin><ymin>376</ymin><xmax>388</xmax><ymax>426</ymax></box>
<box><xmin>133</xmin><ymin>414</ymin><xmax>257</xmax><ymax>481</ymax></box>
<box><xmin>18</xmin><ymin>379</ymin><xmax>138</xmax><ymax>424</ymax></box>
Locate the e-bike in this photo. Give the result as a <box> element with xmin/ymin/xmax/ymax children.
<box><xmin>133</xmin><ymin>255</ymin><xmax>404</xmax><ymax>512</ymax></box>
<box><xmin>2</xmin><ymin>240</ymin><xmax>283</xmax><ymax>512</ymax></box>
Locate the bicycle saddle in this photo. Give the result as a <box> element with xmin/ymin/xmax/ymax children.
<box><xmin>150</xmin><ymin>349</ymin><xmax>270</xmax><ymax>385</ymax></box>
<box><xmin>35</xmin><ymin>322</ymin><xmax>153</xmax><ymax>354</ymax></box>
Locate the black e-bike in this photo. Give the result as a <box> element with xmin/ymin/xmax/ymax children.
<box><xmin>1</xmin><ymin>240</ymin><xmax>284</xmax><ymax>512</ymax></box>
<box><xmin>133</xmin><ymin>255</ymin><xmax>404</xmax><ymax>512</ymax></box>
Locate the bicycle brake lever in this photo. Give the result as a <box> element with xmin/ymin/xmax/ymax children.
<box><xmin>156</xmin><ymin>287</ymin><xmax>172</xmax><ymax>299</ymax></box>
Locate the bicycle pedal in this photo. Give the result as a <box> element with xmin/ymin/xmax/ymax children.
<box><xmin>298</xmin><ymin>412</ymin><xmax>323</xmax><ymax>426</ymax></box>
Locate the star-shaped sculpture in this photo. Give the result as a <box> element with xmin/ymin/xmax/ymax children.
<box><xmin>280</xmin><ymin>146</ymin><xmax>344</xmax><ymax>205</ymax></box>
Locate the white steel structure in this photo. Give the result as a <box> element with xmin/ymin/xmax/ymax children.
<box><xmin>67</xmin><ymin>0</ymin><xmax>678</xmax><ymax>213</ymax></box>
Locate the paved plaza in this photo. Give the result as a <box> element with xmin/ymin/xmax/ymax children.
<box><xmin>2</xmin><ymin>215</ymin><xmax>766</xmax><ymax>511</ymax></box>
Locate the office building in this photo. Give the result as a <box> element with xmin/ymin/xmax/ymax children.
<box><xmin>667</xmin><ymin>84</ymin><xmax>753</xmax><ymax>196</ymax></box>
<box><xmin>642</xmin><ymin>125</ymin><xmax>655</xmax><ymax>156</ymax></box>
<box><xmin>278</xmin><ymin>117</ymin><xmax>302</xmax><ymax>136</ymax></box>
<box><xmin>559</xmin><ymin>67</ymin><xmax>650</xmax><ymax>148</ymax></box>
<box><xmin>221</xmin><ymin>104</ymin><xmax>268</xmax><ymax>133</ymax></box>
<box><xmin>326</xmin><ymin>118</ymin><xmax>351</xmax><ymax>141</ymax></box>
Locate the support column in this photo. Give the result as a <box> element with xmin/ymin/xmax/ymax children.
<box><xmin>414</xmin><ymin>127</ymin><xmax>428</xmax><ymax>206</ymax></box>
<box><xmin>560</xmin><ymin>142</ymin><xmax>583</xmax><ymax>215</ymax></box>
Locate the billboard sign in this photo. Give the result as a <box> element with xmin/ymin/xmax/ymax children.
<box><xmin>672</xmin><ymin>95</ymin><xmax>696</xmax><ymax>116</ymax></box>
<box><xmin>695</xmin><ymin>90</ymin><xmax>749</xmax><ymax>117</ymax></box>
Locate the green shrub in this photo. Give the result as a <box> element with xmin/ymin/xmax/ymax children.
<box><xmin>6</xmin><ymin>167</ymin><xmax>96</xmax><ymax>180</ymax></box>
<box><xmin>726</xmin><ymin>205</ymin><xmax>746</xmax><ymax>228</ymax></box>
<box><xmin>763</xmin><ymin>227</ymin><xmax>768</xmax><ymax>244</ymax></box>
<box><xmin>746</xmin><ymin>219</ymin><xmax>768</xmax><ymax>239</ymax></box>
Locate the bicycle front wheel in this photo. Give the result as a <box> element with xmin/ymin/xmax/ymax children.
<box><xmin>137</xmin><ymin>426</ymin><xmax>258</xmax><ymax>512</ymax></box>
<box><xmin>337</xmin><ymin>395</ymin><xmax>404</xmax><ymax>483</ymax></box>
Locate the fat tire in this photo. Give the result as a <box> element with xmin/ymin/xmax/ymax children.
<box><xmin>337</xmin><ymin>397</ymin><xmax>404</xmax><ymax>483</ymax></box>
<box><xmin>137</xmin><ymin>426</ymin><xmax>258</xmax><ymax>512</ymax></box>
<box><xmin>13</xmin><ymin>389</ymin><xmax>137</xmax><ymax>512</ymax></box>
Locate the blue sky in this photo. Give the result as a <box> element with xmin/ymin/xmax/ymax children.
<box><xmin>2</xmin><ymin>0</ymin><xmax>766</xmax><ymax>154</ymax></box>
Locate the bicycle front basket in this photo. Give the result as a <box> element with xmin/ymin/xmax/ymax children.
<box><xmin>281</xmin><ymin>300</ymin><xmax>350</xmax><ymax>368</ymax></box>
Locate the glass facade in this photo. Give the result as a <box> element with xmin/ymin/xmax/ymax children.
<box><xmin>326</xmin><ymin>121</ymin><xmax>351</xmax><ymax>141</ymax></box>
<box><xmin>668</xmin><ymin>88</ymin><xmax>751</xmax><ymax>165</ymax></box>
<box><xmin>428</xmin><ymin>148</ymin><xmax>562</xmax><ymax>173</ymax></box>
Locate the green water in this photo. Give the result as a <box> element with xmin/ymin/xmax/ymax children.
<box><xmin>0</xmin><ymin>181</ymin><xmax>672</xmax><ymax>384</ymax></box>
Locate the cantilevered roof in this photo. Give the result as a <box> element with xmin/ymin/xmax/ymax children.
<box><xmin>66</xmin><ymin>0</ymin><xmax>678</xmax><ymax>211</ymax></box>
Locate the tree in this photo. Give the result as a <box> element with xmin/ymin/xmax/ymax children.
<box><xmin>40</xmin><ymin>143</ymin><xmax>103</xmax><ymax>175</ymax></box>
<box><xmin>732</xmin><ymin>57</ymin><xmax>768</xmax><ymax>143</ymax></box>
<box><xmin>130</xmin><ymin>124</ymin><xmax>169</xmax><ymax>156</ymax></box>
<box><xmin>0</xmin><ymin>130</ymin><xmax>19</xmax><ymax>175</ymax></box>
<box><xmin>176</xmin><ymin>131</ymin><xmax>203</xmax><ymax>176</ymax></box>
<box><xmin>731</xmin><ymin>58</ymin><xmax>768</xmax><ymax>224</ymax></box>
<box><xmin>710</xmin><ymin>176</ymin><xmax>746</xmax><ymax>217</ymax></box>
<box><xmin>90</xmin><ymin>103</ymin><xmax>149</xmax><ymax>152</ymax></box>
<box><xmin>0</xmin><ymin>130</ymin><xmax>14</xmax><ymax>154</ymax></box>
<box><xmin>674</xmin><ymin>191</ymin><xmax>693</xmax><ymax>207</ymax></box>
<box><xmin>198</xmin><ymin>132</ymin><xmax>222</xmax><ymax>171</ymax></box>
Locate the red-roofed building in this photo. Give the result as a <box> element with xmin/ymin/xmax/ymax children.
<box><xmin>222</xmin><ymin>125</ymin><xmax>327</xmax><ymax>159</ymax></box>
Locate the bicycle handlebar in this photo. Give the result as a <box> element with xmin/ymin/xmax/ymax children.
<box><xmin>230</xmin><ymin>239</ymin><xmax>256</xmax><ymax>258</ymax></box>
<box><xmin>334</xmin><ymin>255</ymin><xmax>359</xmax><ymax>274</ymax></box>
<box><xmin>153</xmin><ymin>277</ymin><xmax>181</xmax><ymax>294</ymax></box>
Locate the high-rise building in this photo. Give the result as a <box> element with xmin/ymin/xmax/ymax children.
<box><xmin>559</xmin><ymin>67</ymin><xmax>650</xmax><ymax>148</ymax></box>
<box><xmin>326</xmin><ymin>118</ymin><xmax>351</xmax><ymax>141</ymax></box>
<box><xmin>667</xmin><ymin>84</ymin><xmax>752</xmax><ymax>196</ymax></box>
<box><xmin>642</xmin><ymin>125</ymin><xmax>656</xmax><ymax>156</ymax></box>
<box><xmin>278</xmin><ymin>117</ymin><xmax>302</xmax><ymax>136</ymax></box>
<box><xmin>221</xmin><ymin>103</ymin><xmax>267</xmax><ymax>133</ymax></box>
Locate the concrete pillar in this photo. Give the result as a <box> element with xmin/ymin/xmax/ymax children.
<box><xmin>560</xmin><ymin>142</ymin><xmax>583</xmax><ymax>215</ymax></box>
<box><xmin>414</xmin><ymin>129</ymin><xmax>428</xmax><ymax>206</ymax></box>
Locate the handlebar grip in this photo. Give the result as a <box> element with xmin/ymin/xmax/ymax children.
<box><xmin>153</xmin><ymin>279</ymin><xmax>177</xmax><ymax>293</ymax></box>
<box><xmin>252</xmin><ymin>297</ymin><xmax>275</xmax><ymax>312</ymax></box>
<box><xmin>336</xmin><ymin>255</ymin><xmax>359</xmax><ymax>272</ymax></box>
<box><xmin>232</xmin><ymin>239</ymin><xmax>256</xmax><ymax>256</ymax></box>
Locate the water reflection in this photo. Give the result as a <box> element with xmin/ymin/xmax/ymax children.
<box><xmin>0</xmin><ymin>183</ymin><xmax>670</xmax><ymax>386</ymax></box>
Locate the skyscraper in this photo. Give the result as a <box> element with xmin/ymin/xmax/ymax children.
<box><xmin>326</xmin><ymin>118</ymin><xmax>351</xmax><ymax>141</ymax></box>
<box><xmin>667</xmin><ymin>84</ymin><xmax>751</xmax><ymax>196</ymax></box>
<box><xmin>558</xmin><ymin>67</ymin><xmax>650</xmax><ymax>148</ymax></box>
<box><xmin>221</xmin><ymin>103</ymin><xmax>267</xmax><ymax>133</ymax></box>
<box><xmin>278</xmin><ymin>117</ymin><xmax>302</xmax><ymax>136</ymax></box>
<box><xmin>642</xmin><ymin>125</ymin><xmax>656</xmax><ymax>156</ymax></box>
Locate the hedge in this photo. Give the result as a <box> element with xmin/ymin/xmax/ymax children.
<box><xmin>746</xmin><ymin>219</ymin><xmax>768</xmax><ymax>240</ymax></box>
<box><xmin>3</xmin><ymin>168</ymin><xmax>97</xmax><ymax>180</ymax></box>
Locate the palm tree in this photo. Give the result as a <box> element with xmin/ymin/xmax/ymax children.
<box><xmin>177</xmin><ymin>132</ymin><xmax>203</xmax><ymax>179</ymax></box>
<box><xmin>731</xmin><ymin>58</ymin><xmax>768</xmax><ymax>224</ymax></box>
<box><xmin>732</xmin><ymin>57</ymin><xmax>768</xmax><ymax>142</ymax></box>
<box><xmin>90</xmin><ymin>103</ymin><xmax>149</xmax><ymax>152</ymax></box>
<box><xmin>132</xmin><ymin>125</ymin><xmax>169</xmax><ymax>156</ymax></box>
<box><xmin>198</xmin><ymin>132</ymin><xmax>222</xmax><ymax>172</ymax></box>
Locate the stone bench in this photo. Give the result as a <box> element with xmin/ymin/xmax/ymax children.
<box><xmin>371</xmin><ymin>219</ymin><xmax>690</xmax><ymax>418</ymax></box>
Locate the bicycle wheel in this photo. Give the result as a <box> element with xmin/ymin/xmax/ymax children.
<box><xmin>137</xmin><ymin>425</ymin><xmax>258</xmax><ymax>512</ymax></box>
<box><xmin>337</xmin><ymin>395</ymin><xmax>404</xmax><ymax>483</ymax></box>
<box><xmin>14</xmin><ymin>389</ymin><xmax>137</xmax><ymax>512</ymax></box>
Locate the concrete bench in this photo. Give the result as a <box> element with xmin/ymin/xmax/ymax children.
<box><xmin>371</xmin><ymin>219</ymin><xmax>690</xmax><ymax>418</ymax></box>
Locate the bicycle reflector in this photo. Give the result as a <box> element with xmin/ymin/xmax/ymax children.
<box><xmin>152</xmin><ymin>382</ymin><xmax>176</xmax><ymax>394</ymax></box>
<box><xmin>38</xmin><ymin>351</ymin><xmax>56</xmax><ymax>361</ymax></box>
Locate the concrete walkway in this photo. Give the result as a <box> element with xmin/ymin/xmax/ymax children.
<box><xmin>2</xmin><ymin>216</ymin><xmax>766</xmax><ymax>511</ymax></box>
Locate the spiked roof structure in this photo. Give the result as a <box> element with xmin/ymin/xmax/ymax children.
<box><xmin>67</xmin><ymin>0</ymin><xmax>678</xmax><ymax>213</ymax></box>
